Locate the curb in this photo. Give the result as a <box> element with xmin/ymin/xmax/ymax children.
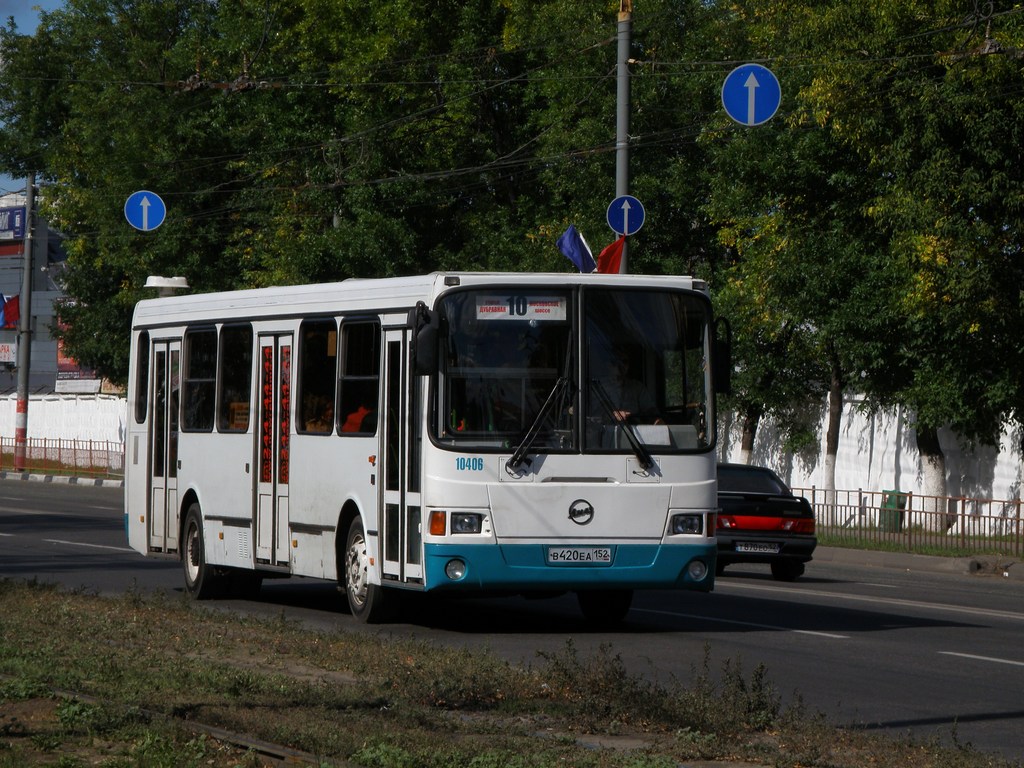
<box><xmin>0</xmin><ymin>471</ymin><xmax>124</xmax><ymax>488</ymax></box>
<box><xmin>814</xmin><ymin>545</ymin><xmax>1024</xmax><ymax>581</ymax></box>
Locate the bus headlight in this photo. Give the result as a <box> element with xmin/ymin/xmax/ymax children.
<box><xmin>671</xmin><ymin>513</ymin><xmax>704</xmax><ymax>535</ymax></box>
<box><xmin>451</xmin><ymin>513</ymin><xmax>483</xmax><ymax>534</ymax></box>
<box><xmin>445</xmin><ymin>559</ymin><xmax>467</xmax><ymax>580</ymax></box>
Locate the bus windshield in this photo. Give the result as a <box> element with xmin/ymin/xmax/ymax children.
<box><xmin>435</xmin><ymin>286</ymin><xmax>712</xmax><ymax>454</ymax></box>
<box><xmin>439</xmin><ymin>290</ymin><xmax>575</xmax><ymax>449</ymax></box>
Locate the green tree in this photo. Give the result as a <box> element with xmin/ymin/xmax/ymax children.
<box><xmin>794</xmin><ymin>0</ymin><xmax>1024</xmax><ymax>500</ymax></box>
<box><xmin>700</xmin><ymin>0</ymin><xmax>1024</xmax><ymax>503</ymax></box>
<box><xmin>1</xmin><ymin>0</ymin><xmax>733</xmax><ymax>385</ymax></box>
<box><xmin>700</xmin><ymin>1</ymin><xmax>891</xmax><ymax>488</ymax></box>
<box><xmin>703</xmin><ymin>125</ymin><xmax>847</xmax><ymax>466</ymax></box>
<box><xmin>0</xmin><ymin>0</ymin><xmax>256</xmax><ymax>380</ymax></box>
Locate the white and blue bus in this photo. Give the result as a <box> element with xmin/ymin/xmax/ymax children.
<box><xmin>125</xmin><ymin>272</ymin><xmax>730</xmax><ymax>623</ymax></box>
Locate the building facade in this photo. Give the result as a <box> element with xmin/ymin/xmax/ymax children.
<box><xmin>0</xmin><ymin>191</ymin><xmax>100</xmax><ymax>395</ymax></box>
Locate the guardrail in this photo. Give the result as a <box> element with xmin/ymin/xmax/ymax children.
<box><xmin>795</xmin><ymin>486</ymin><xmax>1024</xmax><ymax>559</ymax></box>
<box><xmin>0</xmin><ymin>438</ymin><xmax>124</xmax><ymax>480</ymax></box>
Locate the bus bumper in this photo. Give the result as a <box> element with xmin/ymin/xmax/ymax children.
<box><xmin>422</xmin><ymin>541</ymin><xmax>716</xmax><ymax>593</ymax></box>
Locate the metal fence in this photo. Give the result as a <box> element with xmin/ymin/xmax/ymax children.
<box><xmin>795</xmin><ymin>486</ymin><xmax>1024</xmax><ymax>559</ymax></box>
<box><xmin>0</xmin><ymin>438</ymin><xmax>124</xmax><ymax>479</ymax></box>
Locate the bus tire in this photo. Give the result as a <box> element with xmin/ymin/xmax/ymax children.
<box><xmin>576</xmin><ymin>588</ymin><xmax>632</xmax><ymax>625</ymax></box>
<box><xmin>182</xmin><ymin>503</ymin><xmax>224</xmax><ymax>599</ymax></box>
<box><xmin>343</xmin><ymin>516</ymin><xmax>386</xmax><ymax>623</ymax></box>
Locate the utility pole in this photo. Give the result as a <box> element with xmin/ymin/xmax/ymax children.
<box><xmin>14</xmin><ymin>173</ymin><xmax>35</xmax><ymax>472</ymax></box>
<box><xmin>615</xmin><ymin>0</ymin><xmax>632</xmax><ymax>273</ymax></box>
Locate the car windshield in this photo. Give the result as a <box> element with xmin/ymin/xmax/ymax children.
<box><xmin>717</xmin><ymin>464</ymin><xmax>790</xmax><ymax>495</ymax></box>
<box><xmin>433</xmin><ymin>286</ymin><xmax>713</xmax><ymax>455</ymax></box>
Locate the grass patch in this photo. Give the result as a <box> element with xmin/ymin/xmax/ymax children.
<box><xmin>0</xmin><ymin>578</ymin><xmax>1017</xmax><ymax>767</ymax></box>
<box><xmin>817</xmin><ymin>533</ymin><xmax>1017</xmax><ymax>559</ymax></box>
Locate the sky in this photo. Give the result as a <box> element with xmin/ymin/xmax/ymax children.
<box><xmin>1</xmin><ymin>1</ymin><xmax>64</xmax><ymax>196</ymax></box>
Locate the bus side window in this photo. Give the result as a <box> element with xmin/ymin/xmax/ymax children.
<box><xmin>134</xmin><ymin>331</ymin><xmax>149</xmax><ymax>424</ymax></box>
<box><xmin>338</xmin><ymin>322</ymin><xmax>379</xmax><ymax>435</ymax></box>
<box><xmin>298</xmin><ymin>318</ymin><xmax>337</xmax><ymax>434</ymax></box>
<box><xmin>182</xmin><ymin>328</ymin><xmax>217</xmax><ymax>432</ymax></box>
<box><xmin>217</xmin><ymin>324</ymin><xmax>253</xmax><ymax>432</ymax></box>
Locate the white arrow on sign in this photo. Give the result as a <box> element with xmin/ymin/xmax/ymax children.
<box><xmin>744</xmin><ymin>72</ymin><xmax>760</xmax><ymax>126</ymax></box>
<box><xmin>620</xmin><ymin>198</ymin><xmax>632</xmax><ymax>237</ymax></box>
<box><xmin>140</xmin><ymin>195</ymin><xmax>152</xmax><ymax>231</ymax></box>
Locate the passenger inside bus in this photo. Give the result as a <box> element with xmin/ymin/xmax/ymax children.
<box><xmin>304</xmin><ymin>398</ymin><xmax>333</xmax><ymax>433</ymax></box>
<box><xmin>593</xmin><ymin>345</ymin><xmax>663</xmax><ymax>425</ymax></box>
<box><xmin>341</xmin><ymin>400</ymin><xmax>376</xmax><ymax>433</ymax></box>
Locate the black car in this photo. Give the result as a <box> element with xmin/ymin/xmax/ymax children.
<box><xmin>716</xmin><ymin>463</ymin><xmax>817</xmax><ymax>581</ymax></box>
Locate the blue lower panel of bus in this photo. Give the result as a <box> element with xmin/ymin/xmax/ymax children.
<box><xmin>423</xmin><ymin>541</ymin><xmax>715</xmax><ymax>593</ymax></box>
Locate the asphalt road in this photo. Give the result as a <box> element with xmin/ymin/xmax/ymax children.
<box><xmin>2</xmin><ymin>478</ymin><xmax>1023</xmax><ymax>763</ymax></box>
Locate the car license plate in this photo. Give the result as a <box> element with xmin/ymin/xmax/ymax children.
<box><xmin>547</xmin><ymin>546</ymin><xmax>613</xmax><ymax>565</ymax></box>
<box><xmin>735</xmin><ymin>542</ymin><xmax>781</xmax><ymax>554</ymax></box>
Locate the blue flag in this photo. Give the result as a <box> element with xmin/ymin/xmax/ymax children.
<box><xmin>557</xmin><ymin>225</ymin><xmax>596</xmax><ymax>273</ymax></box>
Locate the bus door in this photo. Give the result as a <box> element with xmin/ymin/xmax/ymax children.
<box><xmin>380</xmin><ymin>328</ymin><xmax>423</xmax><ymax>584</ymax></box>
<box><xmin>255</xmin><ymin>334</ymin><xmax>293</xmax><ymax>567</ymax></box>
<box><xmin>149</xmin><ymin>339</ymin><xmax>180</xmax><ymax>553</ymax></box>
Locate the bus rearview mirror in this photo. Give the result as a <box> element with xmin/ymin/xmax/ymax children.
<box><xmin>409</xmin><ymin>303</ymin><xmax>439</xmax><ymax>375</ymax></box>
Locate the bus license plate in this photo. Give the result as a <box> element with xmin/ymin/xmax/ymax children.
<box><xmin>735</xmin><ymin>542</ymin><xmax>781</xmax><ymax>554</ymax></box>
<box><xmin>547</xmin><ymin>546</ymin><xmax>613</xmax><ymax>565</ymax></box>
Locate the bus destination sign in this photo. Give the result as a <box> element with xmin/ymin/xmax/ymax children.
<box><xmin>475</xmin><ymin>295</ymin><xmax>567</xmax><ymax>321</ymax></box>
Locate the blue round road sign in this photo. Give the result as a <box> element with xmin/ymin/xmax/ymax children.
<box><xmin>124</xmin><ymin>190</ymin><xmax>166</xmax><ymax>232</ymax></box>
<box><xmin>721</xmin><ymin>63</ymin><xmax>781</xmax><ymax>127</ymax></box>
<box><xmin>607</xmin><ymin>195</ymin><xmax>645</xmax><ymax>236</ymax></box>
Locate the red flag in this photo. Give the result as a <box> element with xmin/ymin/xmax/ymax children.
<box><xmin>597</xmin><ymin>236</ymin><xmax>625</xmax><ymax>274</ymax></box>
<box><xmin>3</xmin><ymin>294</ymin><xmax>19</xmax><ymax>328</ymax></box>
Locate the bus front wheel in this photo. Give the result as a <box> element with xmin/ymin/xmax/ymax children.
<box><xmin>183</xmin><ymin>504</ymin><xmax>224</xmax><ymax>599</ymax></box>
<box><xmin>576</xmin><ymin>589</ymin><xmax>633</xmax><ymax>625</ymax></box>
<box><xmin>343</xmin><ymin>517</ymin><xmax>386</xmax><ymax>623</ymax></box>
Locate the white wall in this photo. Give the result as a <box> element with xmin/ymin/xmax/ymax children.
<box><xmin>720</xmin><ymin>395</ymin><xmax>1024</xmax><ymax>503</ymax></box>
<box><xmin>0</xmin><ymin>393</ymin><xmax>126</xmax><ymax>444</ymax></box>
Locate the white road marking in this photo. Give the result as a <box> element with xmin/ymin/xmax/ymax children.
<box><xmin>939</xmin><ymin>652</ymin><xmax>1024</xmax><ymax>668</ymax></box>
<box><xmin>43</xmin><ymin>539</ymin><xmax>133</xmax><ymax>553</ymax></box>
<box><xmin>636</xmin><ymin>608</ymin><xmax>850</xmax><ymax>639</ymax></box>
<box><xmin>718</xmin><ymin>580</ymin><xmax>1024</xmax><ymax>623</ymax></box>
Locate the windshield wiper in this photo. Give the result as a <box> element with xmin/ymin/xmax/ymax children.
<box><xmin>590</xmin><ymin>379</ymin><xmax>654</xmax><ymax>471</ymax></box>
<box><xmin>505</xmin><ymin>376</ymin><xmax>570</xmax><ymax>475</ymax></box>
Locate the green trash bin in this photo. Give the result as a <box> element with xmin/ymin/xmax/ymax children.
<box><xmin>879</xmin><ymin>491</ymin><xmax>906</xmax><ymax>532</ymax></box>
